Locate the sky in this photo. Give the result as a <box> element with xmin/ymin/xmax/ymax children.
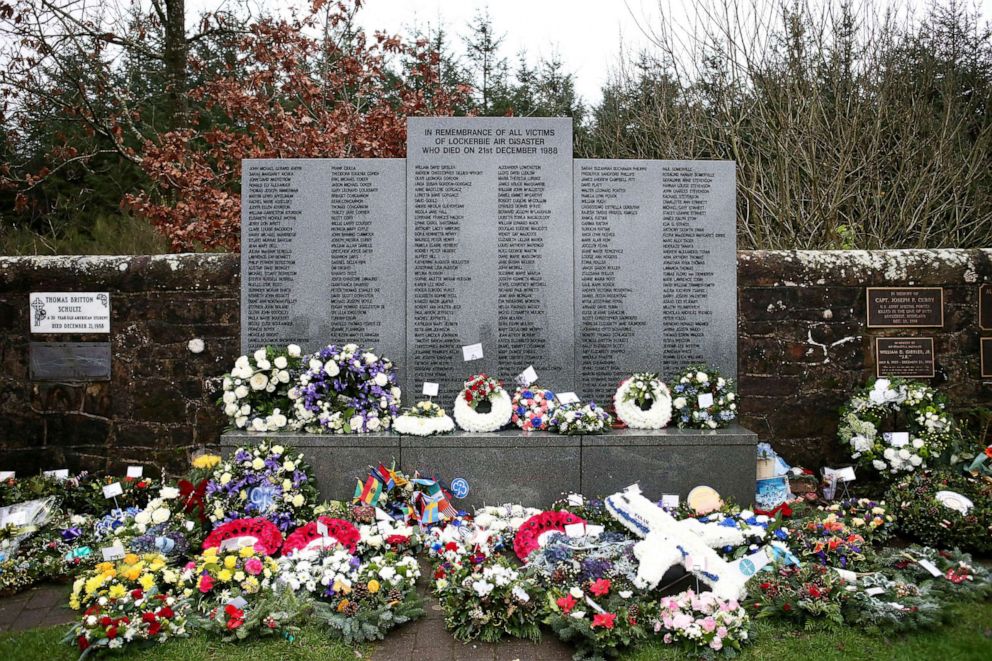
<box><xmin>193</xmin><ymin>0</ymin><xmax>992</xmax><ymax>104</ymax></box>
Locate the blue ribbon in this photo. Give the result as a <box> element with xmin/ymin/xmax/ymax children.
<box><xmin>154</xmin><ymin>536</ymin><xmax>176</xmax><ymax>554</ymax></box>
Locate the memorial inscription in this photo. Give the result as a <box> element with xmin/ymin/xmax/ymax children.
<box><xmin>574</xmin><ymin>160</ymin><xmax>737</xmax><ymax>403</ymax></box>
<box><xmin>875</xmin><ymin>337</ymin><xmax>935</xmax><ymax>378</ymax></box>
<box><xmin>866</xmin><ymin>287</ymin><xmax>943</xmax><ymax>328</ymax></box>
<box><xmin>29</xmin><ymin>292</ymin><xmax>109</xmax><ymax>334</ymax></box>
<box><xmin>405</xmin><ymin>117</ymin><xmax>574</xmax><ymax>399</ymax></box>
<box><xmin>241</xmin><ymin>159</ymin><xmax>406</xmax><ymax>365</ymax></box>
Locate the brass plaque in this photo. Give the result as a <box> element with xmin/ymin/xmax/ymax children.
<box><xmin>875</xmin><ymin>337</ymin><xmax>935</xmax><ymax>378</ymax></box>
<box><xmin>866</xmin><ymin>287</ymin><xmax>943</xmax><ymax>328</ymax></box>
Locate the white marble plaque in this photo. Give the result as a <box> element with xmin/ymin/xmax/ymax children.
<box><xmin>29</xmin><ymin>292</ymin><xmax>109</xmax><ymax>333</ymax></box>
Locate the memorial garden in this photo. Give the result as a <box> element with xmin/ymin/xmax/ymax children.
<box><xmin>1</xmin><ymin>1</ymin><xmax>991</xmax><ymax>659</ymax></box>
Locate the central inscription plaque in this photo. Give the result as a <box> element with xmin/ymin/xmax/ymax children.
<box><xmin>406</xmin><ymin>117</ymin><xmax>574</xmax><ymax>398</ymax></box>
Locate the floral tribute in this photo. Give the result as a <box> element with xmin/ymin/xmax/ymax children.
<box><xmin>453</xmin><ymin>374</ymin><xmax>513</xmax><ymax>432</ymax></box>
<box><xmin>513</xmin><ymin>510</ymin><xmax>587</xmax><ymax>561</ymax></box>
<box><xmin>670</xmin><ymin>365</ymin><xmax>737</xmax><ymax>429</ymax></box>
<box><xmin>654</xmin><ymin>589</ymin><xmax>751</xmax><ymax>656</ymax></box>
<box><xmin>201</xmin><ymin>517</ymin><xmax>284</xmax><ymax>556</ymax></box>
<box><xmin>281</xmin><ymin>517</ymin><xmax>361</xmax><ymax>556</ymax></box>
<box><xmin>792</xmin><ymin>512</ymin><xmax>871</xmax><ymax>570</ymax></box>
<box><xmin>293</xmin><ymin>343</ymin><xmax>401</xmax><ymax>433</ymax></box>
<box><xmin>817</xmin><ymin>498</ymin><xmax>896</xmax><ymax>544</ymax></box>
<box><xmin>220</xmin><ymin>345</ymin><xmax>303</xmax><ymax>431</ymax></box>
<box><xmin>511</xmin><ymin>385</ymin><xmax>557</xmax><ymax>431</ymax></box>
<box><xmin>204</xmin><ymin>441</ymin><xmax>317</xmax><ymax>532</ymax></box>
<box><xmin>838</xmin><ymin>378</ymin><xmax>955</xmax><ymax>477</ymax></box>
<box><xmin>749</xmin><ymin>563</ymin><xmax>848</xmax><ymax>625</ymax></box>
<box><xmin>548</xmin><ymin>401</ymin><xmax>612</xmax><ymax>435</ymax></box>
<box><xmin>393</xmin><ymin>400</ymin><xmax>456</xmax><ymax>436</ymax></box>
<box><xmin>184</xmin><ymin>545</ymin><xmax>279</xmax><ymax>605</ymax></box>
<box><xmin>613</xmin><ymin>373</ymin><xmax>672</xmax><ymax>429</ymax></box>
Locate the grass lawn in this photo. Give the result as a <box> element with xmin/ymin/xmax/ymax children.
<box><xmin>2</xmin><ymin>601</ymin><xmax>990</xmax><ymax>660</ymax></box>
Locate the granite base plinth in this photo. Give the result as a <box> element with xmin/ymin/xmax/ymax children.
<box><xmin>220</xmin><ymin>425</ymin><xmax>758</xmax><ymax>508</ymax></box>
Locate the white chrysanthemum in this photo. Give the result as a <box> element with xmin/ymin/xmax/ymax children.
<box><xmin>453</xmin><ymin>389</ymin><xmax>513</xmax><ymax>432</ymax></box>
<box><xmin>614</xmin><ymin>374</ymin><xmax>673</xmax><ymax>429</ymax></box>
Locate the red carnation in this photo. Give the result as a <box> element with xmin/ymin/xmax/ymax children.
<box><xmin>131</xmin><ymin>589</ymin><xmax>143</xmax><ymax>600</ymax></box>
<box><xmin>157</xmin><ymin>606</ymin><xmax>174</xmax><ymax>619</ymax></box>
<box><xmin>106</xmin><ymin>626</ymin><xmax>118</xmax><ymax>639</ymax></box>
<box><xmin>148</xmin><ymin>620</ymin><xmax>161</xmax><ymax>636</ymax></box>
<box><xmin>445</xmin><ymin>542</ymin><xmax>458</xmax><ymax>552</ymax></box>
<box><xmin>77</xmin><ymin>636</ymin><xmax>89</xmax><ymax>651</ymax></box>
<box><xmin>99</xmin><ymin>616</ymin><xmax>111</xmax><ymax>626</ymax></box>
<box><xmin>142</xmin><ymin>612</ymin><xmax>157</xmax><ymax>624</ymax></box>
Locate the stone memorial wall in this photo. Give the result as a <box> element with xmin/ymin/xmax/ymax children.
<box><xmin>240</xmin><ymin>118</ymin><xmax>737</xmax><ymax>401</ymax></box>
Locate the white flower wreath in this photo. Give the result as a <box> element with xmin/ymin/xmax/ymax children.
<box><xmin>838</xmin><ymin>378</ymin><xmax>955</xmax><ymax>477</ymax></box>
<box><xmin>394</xmin><ymin>400</ymin><xmax>456</xmax><ymax>436</ymax></box>
<box><xmin>453</xmin><ymin>374</ymin><xmax>513</xmax><ymax>432</ymax></box>
<box><xmin>613</xmin><ymin>373</ymin><xmax>672</xmax><ymax>429</ymax></box>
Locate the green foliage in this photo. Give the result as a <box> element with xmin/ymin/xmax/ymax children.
<box><xmin>886</xmin><ymin>469</ymin><xmax>992</xmax><ymax>553</ymax></box>
<box><xmin>311</xmin><ymin>588</ymin><xmax>424</xmax><ymax>643</ymax></box>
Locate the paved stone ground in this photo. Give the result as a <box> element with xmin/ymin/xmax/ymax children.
<box><xmin>0</xmin><ymin>583</ymin><xmax>75</xmax><ymax>633</ymax></box>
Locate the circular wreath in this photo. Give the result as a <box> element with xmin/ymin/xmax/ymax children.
<box><xmin>613</xmin><ymin>373</ymin><xmax>672</xmax><ymax>429</ymax></box>
<box><xmin>281</xmin><ymin>517</ymin><xmax>361</xmax><ymax>555</ymax></box>
<box><xmin>293</xmin><ymin>343</ymin><xmax>401</xmax><ymax>433</ymax></box>
<box><xmin>670</xmin><ymin>365</ymin><xmax>737</xmax><ymax>429</ymax></box>
<box><xmin>838</xmin><ymin>378</ymin><xmax>955</xmax><ymax>477</ymax></box>
<box><xmin>202</xmin><ymin>517</ymin><xmax>284</xmax><ymax>556</ymax></box>
<box><xmin>548</xmin><ymin>401</ymin><xmax>612</xmax><ymax>435</ymax></box>
<box><xmin>513</xmin><ymin>510</ymin><xmax>586</xmax><ymax>561</ymax></box>
<box><xmin>886</xmin><ymin>469</ymin><xmax>992</xmax><ymax>554</ymax></box>
<box><xmin>394</xmin><ymin>401</ymin><xmax>455</xmax><ymax>436</ymax></box>
<box><xmin>453</xmin><ymin>374</ymin><xmax>513</xmax><ymax>432</ymax></box>
<box><xmin>205</xmin><ymin>441</ymin><xmax>318</xmax><ymax>533</ymax></box>
<box><xmin>511</xmin><ymin>386</ymin><xmax>557</xmax><ymax>431</ymax></box>
<box><xmin>220</xmin><ymin>344</ymin><xmax>303</xmax><ymax>432</ymax></box>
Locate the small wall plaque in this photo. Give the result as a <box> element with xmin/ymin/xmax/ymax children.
<box><xmin>30</xmin><ymin>292</ymin><xmax>110</xmax><ymax>333</ymax></box>
<box><xmin>875</xmin><ymin>337</ymin><xmax>935</xmax><ymax>378</ymax></box>
<box><xmin>30</xmin><ymin>342</ymin><xmax>112</xmax><ymax>382</ymax></box>
<box><xmin>982</xmin><ymin>338</ymin><xmax>992</xmax><ymax>379</ymax></box>
<box><xmin>980</xmin><ymin>284</ymin><xmax>991</xmax><ymax>331</ymax></box>
<box><xmin>866</xmin><ymin>287</ymin><xmax>943</xmax><ymax>328</ymax></box>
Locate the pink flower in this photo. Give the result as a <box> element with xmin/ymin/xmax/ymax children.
<box><xmin>672</xmin><ymin>613</ymin><xmax>693</xmax><ymax>630</ymax></box>
<box><xmin>717</xmin><ymin>626</ymin><xmax>728</xmax><ymax>638</ymax></box>
<box><xmin>198</xmin><ymin>574</ymin><xmax>215</xmax><ymax>593</ymax></box>
<box><xmin>710</xmin><ymin>637</ymin><xmax>724</xmax><ymax>651</ymax></box>
<box><xmin>701</xmin><ymin>616</ymin><xmax>717</xmax><ymax>633</ymax></box>
<box><xmin>244</xmin><ymin>557</ymin><xmax>264</xmax><ymax>576</ymax></box>
<box><xmin>663</xmin><ymin>633</ymin><xmax>673</xmax><ymax>644</ymax></box>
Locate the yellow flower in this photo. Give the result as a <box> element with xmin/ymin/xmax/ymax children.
<box><xmin>192</xmin><ymin>454</ymin><xmax>221</xmax><ymax>470</ymax></box>
<box><xmin>123</xmin><ymin>553</ymin><xmax>140</xmax><ymax>565</ymax></box>
<box><xmin>234</xmin><ymin>571</ymin><xmax>245</xmax><ymax>582</ymax></box>
<box><xmin>148</xmin><ymin>557</ymin><xmax>166</xmax><ymax>572</ymax></box>
<box><xmin>219</xmin><ymin>473</ymin><xmax>232</xmax><ymax>485</ymax></box>
<box><xmin>292</xmin><ymin>494</ymin><xmax>305</xmax><ymax>507</ymax></box>
<box><xmin>95</xmin><ymin>562</ymin><xmax>114</xmax><ymax>573</ymax></box>
<box><xmin>138</xmin><ymin>573</ymin><xmax>156</xmax><ymax>590</ymax></box>
<box><xmin>336</xmin><ymin>599</ymin><xmax>350</xmax><ymax>613</ymax></box>
<box><xmin>239</xmin><ymin>546</ymin><xmax>255</xmax><ymax>558</ymax></box>
<box><xmin>283</xmin><ymin>479</ymin><xmax>292</xmax><ymax>491</ymax></box>
<box><xmin>239</xmin><ymin>490</ymin><xmax>247</xmax><ymax>501</ymax></box>
<box><xmin>203</xmin><ymin>547</ymin><xmax>219</xmax><ymax>558</ymax></box>
<box><xmin>333</xmin><ymin>578</ymin><xmax>352</xmax><ymax>595</ymax></box>
<box><xmin>224</xmin><ymin>555</ymin><xmax>238</xmax><ymax>569</ymax></box>
<box><xmin>69</xmin><ymin>596</ymin><xmax>80</xmax><ymax>610</ymax></box>
<box><xmin>108</xmin><ymin>584</ymin><xmax>127</xmax><ymax>599</ymax></box>
<box><xmin>367</xmin><ymin>580</ymin><xmax>380</xmax><ymax>594</ymax></box>
<box><xmin>251</xmin><ymin>458</ymin><xmax>265</xmax><ymax>470</ymax></box>
<box><xmin>84</xmin><ymin>574</ymin><xmax>106</xmax><ymax>596</ymax></box>
<box><xmin>218</xmin><ymin>569</ymin><xmax>233</xmax><ymax>582</ymax></box>
<box><xmin>243</xmin><ymin>576</ymin><xmax>260</xmax><ymax>594</ymax></box>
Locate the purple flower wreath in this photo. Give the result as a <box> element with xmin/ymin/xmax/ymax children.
<box><xmin>292</xmin><ymin>343</ymin><xmax>401</xmax><ymax>433</ymax></box>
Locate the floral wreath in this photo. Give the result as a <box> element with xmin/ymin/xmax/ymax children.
<box><xmin>838</xmin><ymin>378</ymin><xmax>955</xmax><ymax>477</ymax></box>
<box><xmin>453</xmin><ymin>374</ymin><xmax>513</xmax><ymax>432</ymax></box>
<box><xmin>511</xmin><ymin>386</ymin><xmax>557</xmax><ymax>431</ymax></box>
<box><xmin>220</xmin><ymin>345</ymin><xmax>303</xmax><ymax>432</ymax></box>
<box><xmin>613</xmin><ymin>373</ymin><xmax>672</xmax><ymax>429</ymax></box>
<box><xmin>513</xmin><ymin>510</ymin><xmax>587</xmax><ymax>561</ymax></box>
<box><xmin>202</xmin><ymin>517</ymin><xmax>284</xmax><ymax>556</ymax></box>
<box><xmin>670</xmin><ymin>365</ymin><xmax>737</xmax><ymax>429</ymax></box>
<box><xmin>281</xmin><ymin>517</ymin><xmax>361</xmax><ymax>555</ymax></box>
<box><xmin>293</xmin><ymin>343</ymin><xmax>401</xmax><ymax>433</ymax></box>
<box><xmin>394</xmin><ymin>401</ymin><xmax>456</xmax><ymax>436</ymax></box>
<box><xmin>548</xmin><ymin>401</ymin><xmax>612</xmax><ymax>435</ymax></box>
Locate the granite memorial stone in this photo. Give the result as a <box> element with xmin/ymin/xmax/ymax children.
<box><xmin>30</xmin><ymin>342</ymin><xmax>112</xmax><ymax>381</ymax></box>
<box><xmin>241</xmin><ymin>159</ymin><xmax>406</xmax><ymax>365</ymax></box>
<box><xmin>405</xmin><ymin>117</ymin><xmax>575</xmax><ymax>400</ymax></box>
<box><xmin>574</xmin><ymin>160</ymin><xmax>737</xmax><ymax>403</ymax></box>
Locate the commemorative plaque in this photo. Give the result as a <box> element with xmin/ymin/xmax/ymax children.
<box><xmin>30</xmin><ymin>342</ymin><xmax>112</xmax><ymax>381</ymax></box>
<box><xmin>875</xmin><ymin>337</ymin><xmax>935</xmax><ymax>378</ymax></box>
<box><xmin>981</xmin><ymin>338</ymin><xmax>992</xmax><ymax>378</ymax></box>
<box><xmin>29</xmin><ymin>292</ymin><xmax>110</xmax><ymax>333</ymax></box>
<box><xmin>866</xmin><ymin>287</ymin><xmax>943</xmax><ymax>328</ymax></box>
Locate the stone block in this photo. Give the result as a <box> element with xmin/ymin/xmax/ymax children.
<box><xmin>221</xmin><ymin>431</ymin><xmax>401</xmax><ymax>502</ymax></box>
<box><xmin>581</xmin><ymin>426</ymin><xmax>758</xmax><ymax>506</ymax></box>
<box><xmin>400</xmin><ymin>431</ymin><xmax>581</xmax><ymax>509</ymax></box>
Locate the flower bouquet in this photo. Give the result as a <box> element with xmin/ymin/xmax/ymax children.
<box><xmin>614</xmin><ymin>373</ymin><xmax>672</xmax><ymax>429</ymax></box>
<box><xmin>792</xmin><ymin>513</ymin><xmax>871</xmax><ymax>570</ymax></box>
<box><xmin>885</xmin><ymin>469</ymin><xmax>992</xmax><ymax>553</ymax></box>
<box><xmin>544</xmin><ymin>580</ymin><xmax>656</xmax><ymax>660</ymax></box>
<box><xmin>183</xmin><ymin>545</ymin><xmax>279</xmax><ymax>607</ymax></box>
<box><xmin>64</xmin><ymin>586</ymin><xmax>189</xmax><ymax>657</ymax></box>
<box><xmin>654</xmin><ymin>589</ymin><xmax>751</xmax><ymax>657</ymax></box>
<box><xmin>204</xmin><ymin>441</ymin><xmax>318</xmax><ymax>532</ymax></box>
<box><xmin>393</xmin><ymin>400</ymin><xmax>455</xmax><ymax>436</ymax></box>
<box><xmin>511</xmin><ymin>386</ymin><xmax>557</xmax><ymax>431</ymax></box>
<box><xmin>195</xmin><ymin>588</ymin><xmax>307</xmax><ymax>642</ymax></box>
<box><xmin>453</xmin><ymin>374</ymin><xmax>513</xmax><ymax>432</ymax></box>
<box><xmin>293</xmin><ymin>343</ymin><xmax>401</xmax><ymax>433</ymax></box>
<box><xmin>220</xmin><ymin>344</ymin><xmax>303</xmax><ymax>431</ymax></box>
<box><xmin>670</xmin><ymin>365</ymin><xmax>737</xmax><ymax>429</ymax></box>
<box><xmin>548</xmin><ymin>401</ymin><xmax>612</xmax><ymax>435</ymax></box>
<box><xmin>817</xmin><ymin>498</ymin><xmax>896</xmax><ymax>544</ymax></box>
<box><xmin>748</xmin><ymin>564</ymin><xmax>849</xmax><ymax>626</ymax></box>
<box><xmin>438</xmin><ymin>556</ymin><xmax>544</xmax><ymax>642</ymax></box>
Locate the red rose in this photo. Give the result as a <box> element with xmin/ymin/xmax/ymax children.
<box><xmin>99</xmin><ymin>616</ymin><xmax>112</xmax><ymax>626</ymax></box>
<box><xmin>556</xmin><ymin>594</ymin><xmax>577</xmax><ymax>614</ymax></box>
<box><xmin>131</xmin><ymin>589</ymin><xmax>143</xmax><ymax>600</ymax></box>
<box><xmin>589</xmin><ymin>578</ymin><xmax>611</xmax><ymax>596</ymax></box>
<box><xmin>985</xmin><ymin>445</ymin><xmax>992</xmax><ymax>459</ymax></box>
<box><xmin>106</xmin><ymin>626</ymin><xmax>118</xmax><ymax>639</ymax></box>
<box><xmin>464</xmin><ymin>391</ymin><xmax>473</xmax><ymax>402</ymax></box>
<box><xmin>444</xmin><ymin>542</ymin><xmax>458</xmax><ymax>552</ymax></box>
<box><xmin>157</xmin><ymin>606</ymin><xmax>174</xmax><ymax>619</ymax></box>
<box><xmin>142</xmin><ymin>612</ymin><xmax>157</xmax><ymax>624</ymax></box>
<box><xmin>77</xmin><ymin>636</ymin><xmax>89</xmax><ymax>651</ymax></box>
<box><xmin>809</xmin><ymin>585</ymin><xmax>822</xmax><ymax>598</ymax></box>
<box><xmin>148</xmin><ymin>620</ymin><xmax>162</xmax><ymax>636</ymax></box>
<box><xmin>591</xmin><ymin>612</ymin><xmax>616</xmax><ymax>629</ymax></box>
